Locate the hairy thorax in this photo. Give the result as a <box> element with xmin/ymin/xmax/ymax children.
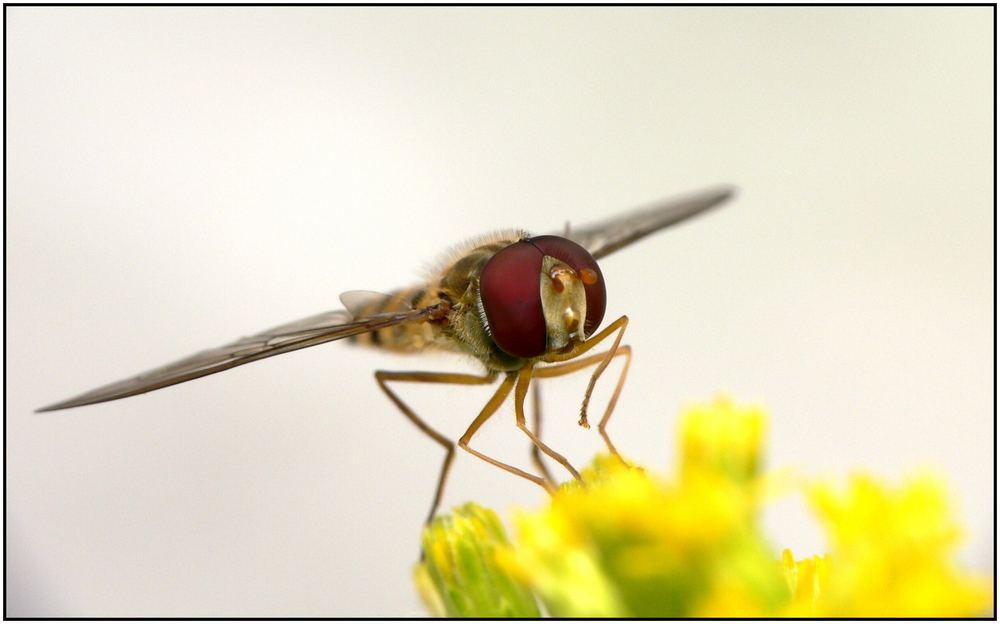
<box><xmin>350</xmin><ymin>231</ymin><xmax>530</xmax><ymax>372</ymax></box>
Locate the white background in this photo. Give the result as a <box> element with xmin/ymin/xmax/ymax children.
<box><xmin>6</xmin><ymin>7</ymin><xmax>993</xmax><ymax>617</ymax></box>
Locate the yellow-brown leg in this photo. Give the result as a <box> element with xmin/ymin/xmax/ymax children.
<box><xmin>513</xmin><ymin>365</ymin><xmax>581</xmax><ymax>481</ymax></box>
<box><xmin>375</xmin><ymin>369</ymin><xmax>498</xmax><ymax>525</ymax></box>
<box><xmin>543</xmin><ymin>315</ymin><xmax>630</xmax><ymax>429</ymax></box>
<box><xmin>535</xmin><ymin>344</ymin><xmax>633</xmax><ymax>459</ymax></box>
<box><xmin>458</xmin><ymin>372</ymin><xmax>555</xmax><ymax>493</ymax></box>
<box><xmin>529</xmin><ymin>382</ymin><xmax>556</xmax><ymax>484</ymax></box>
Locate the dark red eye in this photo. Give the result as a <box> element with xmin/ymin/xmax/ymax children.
<box><xmin>479</xmin><ymin>240</ymin><xmax>547</xmax><ymax>358</ymax></box>
<box><xmin>479</xmin><ymin>236</ymin><xmax>607</xmax><ymax>359</ymax></box>
<box><xmin>527</xmin><ymin>235</ymin><xmax>606</xmax><ymax>337</ymax></box>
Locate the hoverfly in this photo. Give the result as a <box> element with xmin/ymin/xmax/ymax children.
<box><xmin>39</xmin><ymin>186</ymin><xmax>733</xmax><ymax>523</ymax></box>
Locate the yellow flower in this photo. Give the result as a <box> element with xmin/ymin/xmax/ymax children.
<box><xmin>679</xmin><ymin>394</ymin><xmax>766</xmax><ymax>484</ymax></box>
<box><xmin>502</xmin><ymin>454</ymin><xmax>787</xmax><ymax>617</ymax></box>
<box><xmin>792</xmin><ymin>473</ymin><xmax>993</xmax><ymax>617</ymax></box>
<box><xmin>413</xmin><ymin>397</ymin><xmax>992</xmax><ymax>618</ymax></box>
<box><xmin>782</xmin><ymin>548</ymin><xmax>832</xmax><ymax>614</ymax></box>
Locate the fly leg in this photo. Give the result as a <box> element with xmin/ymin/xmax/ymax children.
<box><xmin>534</xmin><ymin>345</ymin><xmax>632</xmax><ymax>459</ymax></box>
<box><xmin>543</xmin><ymin>315</ymin><xmax>629</xmax><ymax>430</ymax></box>
<box><xmin>458</xmin><ymin>373</ymin><xmax>556</xmax><ymax>493</ymax></box>
<box><xmin>538</xmin><ymin>316</ymin><xmax>632</xmax><ymax>461</ymax></box>
<box><xmin>514</xmin><ymin>365</ymin><xmax>581</xmax><ymax>481</ymax></box>
<box><xmin>375</xmin><ymin>369</ymin><xmax>498</xmax><ymax>525</ymax></box>
<box><xmin>529</xmin><ymin>382</ymin><xmax>556</xmax><ymax>485</ymax></box>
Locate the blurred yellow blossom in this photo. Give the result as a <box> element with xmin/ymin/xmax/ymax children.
<box><xmin>413</xmin><ymin>397</ymin><xmax>992</xmax><ymax>618</ymax></box>
<box><xmin>679</xmin><ymin>394</ymin><xmax>767</xmax><ymax>484</ymax></box>
<box><xmin>502</xmin><ymin>454</ymin><xmax>787</xmax><ymax>617</ymax></box>
<box><xmin>782</xmin><ymin>548</ymin><xmax>832</xmax><ymax>614</ymax></box>
<box><xmin>786</xmin><ymin>473</ymin><xmax>993</xmax><ymax>617</ymax></box>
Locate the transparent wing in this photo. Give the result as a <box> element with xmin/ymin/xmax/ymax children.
<box><xmin>38</xmin><ymin>303</ymin><xmax>444</xmax><ymax>412</ymax></box>
<box><xmin>338</xmin><ymin>290</ymin><xmax>401</xmax><ymax>320</ymax></box>
<box><xmin>561</xmin><ymin>185</ymin><xmax>735</xmax><ymax>260</ymax></box>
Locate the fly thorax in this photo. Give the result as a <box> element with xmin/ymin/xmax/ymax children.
<box><xmin>539</xmin><ymin>255</ymin><xmax>587</xmax><ymax>352</ymax></box>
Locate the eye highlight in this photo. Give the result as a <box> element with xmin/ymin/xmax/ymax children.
<box><xmin>549</xmin><ymin>273</ymin><xmax>566</xmax><ymax>293</ymax></box>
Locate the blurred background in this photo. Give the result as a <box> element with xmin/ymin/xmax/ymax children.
<box><xmin>5</xmin><ymin>6</ymin><xmax>993</xmax><ymax>617</ymax></box>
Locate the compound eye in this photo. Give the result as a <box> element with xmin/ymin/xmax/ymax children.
<box><xmin>527</xmin><ymin>235</ymin><xmax>606</xmax><ymax>336</ymax></box>
<box><xmin>479</xmin><ymin>241</ymin><xmax>546</xmax><ymax>358</ymax></box>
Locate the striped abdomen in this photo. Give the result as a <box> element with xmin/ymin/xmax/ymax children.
<box><xmin>348</xmin><ymin>284</ymin><xmax>443</xmax><ymax>353</ymax></box>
